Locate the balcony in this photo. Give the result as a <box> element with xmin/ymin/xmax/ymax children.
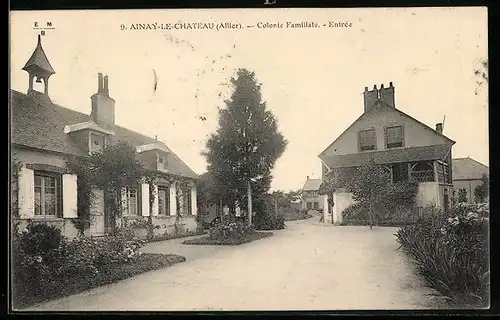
<box><xmin>410</xmin><ymin>170</ymin><xmax>434</xmax><ymax>182</ymax></box>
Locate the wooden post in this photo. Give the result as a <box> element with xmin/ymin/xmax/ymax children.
<box><xmin>433</xmin><ymin>161</ymin><xmax>439</xmax><ymax>182</ymax></box>
<box><xmin>407</xmin><ymin>162</ymin><xmax>412</xmax><ymax>182</ymax></box>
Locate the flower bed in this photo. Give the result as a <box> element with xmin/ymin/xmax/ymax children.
<box><xmin>148</xmin><ymin>230</ymin><xmax>206</xmax><ymax>243</ymax></box>
<box><xmin>11</xmin><ymin>222</ymin><xmax>186</xmax><ymax>310</ymax></box>
<box><xmin>183</xmin><ymin>216</ymin><xmax>273</xmax><ymax>245</ymax></box>
<box><xmin>395</xmin><ymin>203</ymin><xmax>490</xmax><ymax>308</ymax></box>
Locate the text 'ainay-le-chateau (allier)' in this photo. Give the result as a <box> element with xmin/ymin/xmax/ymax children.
<box><xmin>121</xmin><ymin>20</ymin><xmax>353</xmax><ymax>31</ymax></box>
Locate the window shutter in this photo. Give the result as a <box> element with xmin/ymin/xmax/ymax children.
<box><xmin>62</xmin><ymin>174</ymin><xmax>78</xmax><ymax>218</ymax></box>
<box><xmin>18</xmin><ymin>167</ymin><xmax>35</xmax><ymax>219</ymax></box>
<box><xmin>151</xmin><ymin>185</ymin><xmax>159</xmax><ymax>216</ymax></box>
<box><xmin>169</xmin><ymin>182</ymin><xmax>177</xmax><ymax>216</ymax></box>
<box><xmin>366</xmin><ymin>130</ymin><xmax>373</xmax><ymax>145</ymax></box>
<box><xmin>191</xmin><ymin>186</ymin><xmax>197</xmax><ymax>215</ymax></box>
<box><xmin>121</xmin><ymin>187</ymin><xmax>127</xmax><ymax>215</ymax></box>
<box><xmin>141</xmin><ymin>183</ymin><xmax>150</xmax><ymax>217</ymax></box>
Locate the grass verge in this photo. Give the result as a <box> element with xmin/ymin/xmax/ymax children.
<box><xmin>15</xmin><ymin>253</ymin><xmax>186</xmax><ymax>310</ymax></box>
<box><xmin>182</xmin><ymin>231</ymin><xmax>273</xmax><ymax>245</ymax></box>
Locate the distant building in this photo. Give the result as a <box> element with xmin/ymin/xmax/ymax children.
<box><xmin>318</xmin><ymin>83</ymin><xmax>455</xmax><ymax>224</ymax></box>
<box><xmin>452</xmin><ymin>157</ymin><xmax>489</xmax><ymax>204</ymax></box>
<box><xmin>301</xmin><ymin>176</ymin><xmax>324</xmax><ymax>211</ymax></box>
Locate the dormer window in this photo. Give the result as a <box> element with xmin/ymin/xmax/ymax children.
<box><xmin>90</xmin><ymin>132</ymin><xmax>106</xmax><ymax>154</ymax></box>
<box><xmin>385</xmin><ymin>125</ymin><xmax>404</xmax><ymax>149</ymax></box>
<box><xmin>157</xmin><ymin>153</ymin><xmax>167</xmax><ymax>170</ymax></box>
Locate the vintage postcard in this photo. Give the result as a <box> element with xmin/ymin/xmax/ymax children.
<box><xmin>10</xmin><ymin>7</ymin><xmax>489</xmax><ymax>312</ymax></box>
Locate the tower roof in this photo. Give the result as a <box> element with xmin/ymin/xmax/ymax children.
<box><xmin>22</xmin><ymin>35</ymin><xmax>55</xmax><ymax>75</ymax></box>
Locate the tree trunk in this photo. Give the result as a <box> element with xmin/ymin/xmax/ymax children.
<box><xmin>219</xmin><ymin>199</ymin><xmax>223</xmax><ymax>224</ymax></box>
<box><xmin>247</xmin><ymin>180</ymin><xmax>252</xmax><ymax>227</ymax></box>
<box><xmin>369</xmin><ymin>202</ymin><xmax>373</xmax><ymax>230</ymax></box>
<box><xmin>274</xmin><ymin>198</ymin><xmax>278</xmax><ymax>216</ymax></box>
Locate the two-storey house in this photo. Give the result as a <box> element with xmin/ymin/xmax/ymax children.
<box><xmin>301</xmin><ymin>176</ymin><xmax>323</xmax><ymax>211</ymax></box>
<box><xmin>11</xmin><ymin>36</ymin><xmax>199</xmax><ymax>238</ymax></box>
<box><xmin>318</xmin><ymin>83</ymin><xmax>455</xmax><ymax>224</ymax></box>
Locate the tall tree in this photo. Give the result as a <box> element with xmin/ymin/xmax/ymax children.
<box><xmin>474</xmin><ymin>173</ymin><xmax>489</xmax><ymax>203</ymax></box>
<box><xmin>204</xmin><ymin>69</ymin><xmax>287</xmax><ymax>226</ymax></box>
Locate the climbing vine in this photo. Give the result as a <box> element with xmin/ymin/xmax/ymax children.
<box><xmin>66</xmin><ymin>142</ymin><xmax>147</xmax><ymax>235</ymax></box>
<box><xmin>11</xmin><ymin>155</ymin><xmax>23</xmax><ymax>219</ymax></box>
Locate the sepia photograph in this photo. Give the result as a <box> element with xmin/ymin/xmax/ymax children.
<box><xmin>9</xmin><ymin>7</ymin><xmax>489</xmax><ymax>312</ymax></box>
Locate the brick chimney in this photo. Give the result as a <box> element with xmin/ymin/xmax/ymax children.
<box><xmin>379</xmin><ymin>82</ymin><xmax>395</xmax><ymax>108</ymax></box>
<box><xmin>363</xmin><ymin>85</ymin><xmax>379</xmax><ymax>112</ymax></box>
<box><xmin>435</xmin><ymin>123</ymin><xmax>443</xmax><ymax>134</ymax></box>
<box><xmin>90</xmin><ymin>73</ymin><xmax>115</xmax><ymax>131</ymax></box>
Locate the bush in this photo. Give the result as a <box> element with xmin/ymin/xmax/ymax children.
<box><xmin>395</xmin><ymin>204</ymin><xmax>490</xmax><ymax>308</ymax></box>
<box><xmin>254</xmin><ymin>212</ymin><xmax>285</xmax><ymax>230</ymax></box>
<box><xmin>18</xmin><ymin>222</ymin><xmax>65</xmax><ymax>255</ymax></box>
<box><xmin>209</xmin><ymin>216</ymin><xmax>255</xmax><ymax>243</ymax></box>
<box><xmin>12</xmin><ymin>221</ymin><xmax>148</xmax><ymax>309</ymax></box>
<box><xmin>342</xmin><ymin>202</ymin><xmax>370</xmax><ymax>221</ymax></box>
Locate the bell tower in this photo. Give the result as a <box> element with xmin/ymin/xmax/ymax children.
<box><xmin>22</xmin><ymin>35</ymin><xmax>56</xmax><ymax>96</ymax></box>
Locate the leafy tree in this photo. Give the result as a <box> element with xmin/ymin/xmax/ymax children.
<box><xmin>458</xmin><ymin>188</ymin><xmax>468</xmax><ymax>203</ymax></box>
<box><xmin>286</xmin><ymin>189</ymin><xmax>302</xmax><ymax>204</ymax></box>
<box><xmin>323</xmin><ymin>162</ymin><xmax>390</xmax><ymax>229</ymax></box>
<box><xmin>343</xmin><ymin>161</ymin><xmax>391</xmax><ymax>229</ymax></box>
<box><xmin>204</xmin><ymin>69</ymin><xmax>287</xmax><ymax>226</ymax></box>
<box><xmin>474</xmin><ymin>174</ymin><xmax>489</xmax><ymax>203</ymax></box>
<box><xmin>67</xmin><ymin>141</ymin><xmax>148</xmax><ymax>234</ymax></box>
<box><xmin>196</xmin><ymin>172</ymin><xmax>224</xmax><ymax>210</ymax></box>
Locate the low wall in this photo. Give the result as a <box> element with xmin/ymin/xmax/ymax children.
<box><xmin>323</xmin><ymin>190</ymin><xmax>357</xmax><ymax>224</ymax></box>
<box><xmin>417</xmin><ymin>182</ymin><xmax>440</xmax><ymax>208</ymax></box>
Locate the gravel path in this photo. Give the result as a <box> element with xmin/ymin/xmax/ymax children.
<box><xmin>24</xmin><ymin>218</ymin><xmax>443</xmax><ymax>311</ymax></box>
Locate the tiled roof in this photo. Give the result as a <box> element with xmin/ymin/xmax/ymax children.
<box><xmin>322</xmin><ymin>144</ymin><xmax>452</xmax><ymax>169</ymax></box>
<box><xmin>22</xmin><ymin>36</ymin><xmax>56</xmax><ymax>75</ymax></box>
<box><xmin>11</xmin><ymin>89</ymin><xmax>198</xmax><ymax>179</ymax></box>
<box><xmin>452</xmin><ymin>157</ymin><xmax>489</xmax><ymax>180</ymax></box>
<box><xmin>303</xmin><ymin>178</ymin><xmax>322</xmax><ymax>191</ymax></box>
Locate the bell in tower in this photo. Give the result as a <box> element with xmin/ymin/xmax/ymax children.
<box><xmin>22</xmin><ymin>35</ymin><xmax>56</xmax><ymax>96</ymax></box>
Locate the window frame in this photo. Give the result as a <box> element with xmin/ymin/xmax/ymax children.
<box><xmin>384</xmin><ymin>125</ymin><xmax>405</xmax><ymax>149</ymax></box>
<box><xmin>124</xmin><ymin>186</ymin><xmax>139</xmax><ymax>216</ymax></box>
<box><xmin>358</xmin><ymin>128</ymin><xmax>377</xmax><ymax>152</ymax></box>
<box><xmin>34</xmin><ymin>171</ymin><xmax>62</xmax><ymax>217</ymax></box>
<box><xmin>186</xmin><ymin>187</ymin><xmax>193</xmax><ymax>215</ymax></box>
<box><xmin>157</xmin><ymin>151</ymin><xmax>168</xmax><ymax>171</ymax></box>
<box><xmin>157</xmin><ymin>186</ymin><xmax>170</xmax><ymax>216</ymax></box>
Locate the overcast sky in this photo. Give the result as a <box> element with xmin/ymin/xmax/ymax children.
<box><xmin>10</xmin><ymin>7</ymin><xmax>488</xmax><ymax>192</ymax></box>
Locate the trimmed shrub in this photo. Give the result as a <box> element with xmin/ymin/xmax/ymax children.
<box><xmin>395</xmin><ymin>203</ymin><xmax>490</xmax><ymax>308</ymax></box>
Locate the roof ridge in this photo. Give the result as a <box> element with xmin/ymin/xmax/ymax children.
<box><xmin>12</xmin><ymin>89</ymin><xmax>166</xmax><ymax>148</ymax></box>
